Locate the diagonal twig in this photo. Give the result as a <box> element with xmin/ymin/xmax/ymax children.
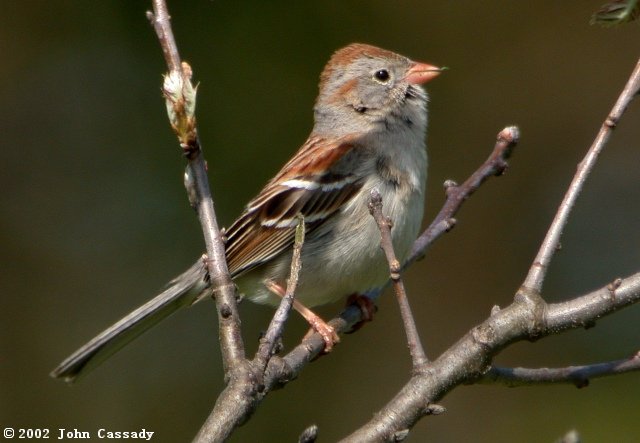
<box><xmin>254</xmin><ymin>216</ymin><xmax>306</xmax><ymax>374</ymax></box>
<box><xmin>369</xmin><ymin>189</ymin><xmax>428</xmax><ymax>368</ymax></box>
<box><xmin>522</xmin><ymin>58</ymin><xmax>640</xmax><ymax>294</ymax></box>
<box><xmin>405</xmin><ymin>126</ymin><xmax>520</xmax><ymax>268</ymax></box>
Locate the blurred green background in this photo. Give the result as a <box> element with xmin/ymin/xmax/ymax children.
<box><xmin>2</xmin><ymin>1</ymin><xmax>639</xmax><ymax>442</ymax></box>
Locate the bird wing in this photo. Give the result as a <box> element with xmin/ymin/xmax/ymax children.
<box><xmin>225</xmin><ymin>135</ymin><xmax>364</xmax><ymax>277</ymax></box>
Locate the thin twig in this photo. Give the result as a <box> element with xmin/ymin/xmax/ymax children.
<box><xmin>481</xmin><ymin>352</ymin><xmax>640</xmax><ymax>387</ymax></box>
<box><xmin>522</xmin><ymin>58</ymin><xmax>640</xmax><ymax>293</ymax></box>
<box><xmin>146</xmin><ymin>1</ymin><xmax>180</xmax><ymax>72</ymax></box>
<box><xmin>368</xmin><ymin>189</ymin><xmax>428</xmax><ymax>368</ymax></box>
<box><xmin>255</xmin><ymin>216</ymin><xmax>306</xmax><ymax>373</ymax></box>
<box><xmin>148</xmin><ymin>0</ymin><xmax>245</xmax><ymax>372</ymax></box>
<box><xmin>405</xmin><ymin>126</ymin><xmax>520</xmax><ymax>268</ymax></box>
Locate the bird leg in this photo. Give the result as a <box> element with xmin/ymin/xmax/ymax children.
<box><xmin>265</xmin><ymin>280</ymin><xmax>340</xmax><ymax>352</ymax></box>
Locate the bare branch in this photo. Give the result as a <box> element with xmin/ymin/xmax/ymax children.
<box><xmin>523</xmin><ymin>58</ymin><xmax>640</xmax><ymax>293</ymax></box>
<box><xmin>255</xmin><ymin>216</ymin><xmax>306</xmax><ymax>373</ymax></box>
<box><xmin>146</xmin><ymin>1</ymin><xmax>180</xmax><ymax>72</ymax></box>
<box><xmin>340</xmin><ymin>271</ymin><xmax>640</xmax><ymax>442</ymax></box>
<box><xmin>406</xmin><ymin>125</ymin><xmax>520</xmax><ymax>267</ymax></box>
<box><xmin>481</xmin><ymin>352</ymin><xmax>640</xmax><ymax>387</ymax></box>
<box><xmin>369</xmin><ymin>189</ymin><xmax>428</xmax><ymax>368</ymax></box>
<box><xmin>148</xmin><ymin>0</ymin><xmax>244</xmax><ymax>373</ymax></box>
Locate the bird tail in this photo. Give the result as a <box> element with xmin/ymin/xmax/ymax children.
<box><xmin>50</xmin><ymin>259</ymin><xmax>211</xmax><ymax>383</ymax></box>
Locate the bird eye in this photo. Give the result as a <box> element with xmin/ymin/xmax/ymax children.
<box><xmin>373</xmin><ymin>69</ymin><xmax>390</xmax><ymax>83</ymax></box>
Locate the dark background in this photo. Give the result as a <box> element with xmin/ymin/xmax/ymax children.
<box><xmin>2</xmin><ymin>1</ymin><xmax>639</xmax><ymax>442</ymax></box>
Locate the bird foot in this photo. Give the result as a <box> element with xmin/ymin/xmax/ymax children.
<box><xmin>345</xmin><ymin>293</ymin><xmax>377</xmax><ymax>333</ymax></box>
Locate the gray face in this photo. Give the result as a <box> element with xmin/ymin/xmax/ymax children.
<box><xmin>313</xmin><ymin>53</ymin><xmax>428</xmax><ymax>137</ymax></box>
<box><xmin>347</xmin><ymin>57</ymin><xmax>419</xmax><ymax>112</ymax></box>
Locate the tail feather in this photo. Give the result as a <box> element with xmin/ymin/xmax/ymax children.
<box><xmin>51</xmin><ymin>259</ymin><xmax>210</xmax><ymax>383</ymax></box>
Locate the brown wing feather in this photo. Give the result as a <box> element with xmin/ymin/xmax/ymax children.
<box><xmin>225</xmin><ymin>135</ymin><xmax>363</xmax><ymax>278</ymax></box>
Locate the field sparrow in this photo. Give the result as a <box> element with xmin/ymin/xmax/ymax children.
<box><xmin>52</xmin><ymin>43</ymin><xmax>442</xmax><ymax>382</ymax></box>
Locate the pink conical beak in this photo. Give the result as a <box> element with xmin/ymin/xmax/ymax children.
<box><xmin>405</xmin><ymin>62</ymin><xmax>443</xmax><ymax>85</ymax></box>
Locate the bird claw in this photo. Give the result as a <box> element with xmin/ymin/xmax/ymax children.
<box><xmin>303</xmin><ymin>319</ymin><xmax>340</xmax><ymax>352</ymax></box>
